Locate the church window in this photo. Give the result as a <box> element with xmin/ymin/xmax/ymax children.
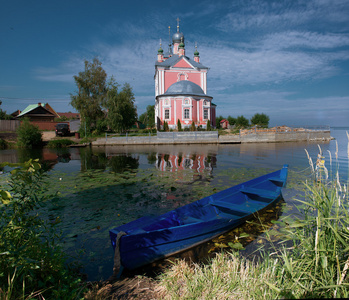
<box><xmin>164</xmin><ymin>99</ymin><xmax>169</xmax><ymax>106</ymax></box>
<box><xmin>204</xmin><ymin>109</ymin><xmax>208</xmax><ymax>120</ymax></box>
<box><xmin>165</xmin><ymin>109</ymin><xmax>170</xmax><ymax>119</ymax></box>
<box><xmin>184</xmin><ymin>108</ymin><xmax>190</xmax><ymax>119</ymax></box>
<box><xmin>184</xmin><ymin>99</ymin><xmax>190</xmax><ymax>105</ymax></box>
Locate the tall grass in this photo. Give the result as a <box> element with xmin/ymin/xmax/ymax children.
<box><xmin>157</xmin><ymin>136</ymin><xmax>349</xmax><ymax>299</ymax></box>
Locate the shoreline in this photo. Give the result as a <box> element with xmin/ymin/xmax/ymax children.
<box><xmin>91</xmin><ymin>129</ymin><xmax>332</xmax><ymax>146</ymax></box>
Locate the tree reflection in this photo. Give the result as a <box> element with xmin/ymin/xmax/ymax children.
<box><xmin>108</xmin><ymin>155</ymin><xmax>139</xmax><ymax>173</ymax></box>
<box><xmin>79</xmin><ymin>148</ymin><xmax>108</xmax><ymax>171</ymax></box>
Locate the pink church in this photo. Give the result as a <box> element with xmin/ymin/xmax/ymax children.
<box><xmin>154</xmin><ymin>22</ymin><xmax>216</xmax><ymax>130</ymax></box>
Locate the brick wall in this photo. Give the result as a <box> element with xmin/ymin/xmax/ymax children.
<box><xmin>30</xmin><ymin>121</ymin><xmax>69</xmax><ymax>131</ymax></box>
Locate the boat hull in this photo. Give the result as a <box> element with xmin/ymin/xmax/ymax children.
<box><xmin>110</xmin><ymin>165</ymin><xmax>288</xmax><ymax>271</ymax></box>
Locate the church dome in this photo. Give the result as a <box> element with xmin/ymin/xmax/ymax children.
<box><xmin>172</xmin><ymin>31</ymin><xmax>184</xmax><ymax>44</ymax></box>
<box><xmin>164</xmin><ymin>80</ymin><xmax>206</xmax><ymax>96</ymax></box>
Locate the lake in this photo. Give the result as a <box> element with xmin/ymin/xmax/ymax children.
<box><xmin>0</xmin><ymin>127</ymin><xmax>348</xmax><ymax>281</ymax></box>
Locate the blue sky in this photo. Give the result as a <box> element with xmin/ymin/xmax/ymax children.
<box><xmin>1</xmin><ymin>0</ymin><xmax>349</xmax><ymax>127</ymax></box>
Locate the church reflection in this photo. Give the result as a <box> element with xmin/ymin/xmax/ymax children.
<box><xmin>156</xmin><ymin>151</ymin><xmax>216</xmax><ymax>173</ymax></box>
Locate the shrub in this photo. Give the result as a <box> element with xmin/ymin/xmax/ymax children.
<box><xmin>0</xmin><ymin>138</ymin><xmax>7</xmax><ymax>150</ymax></box>
<box><xmin>0</xmin><ymin>160</ymin><xmax>85</xmax><ymax>298</ymax></box>
<box><xmin>16</xmin><ymin>118</ymin><xmax>43</xmax><ymax>148</ymax></box>
<box><xmin>47</xmin><ymin>139</ymin><xmax>75</xmax><ymax>148</ymax></box>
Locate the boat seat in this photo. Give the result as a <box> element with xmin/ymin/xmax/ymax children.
<box><xmin>240</xmin><ymin>187</ymin><xmax>278</xmax><ymax>201</ymax></box>
<box><xmin>180</xmin><ymin>216</ymin><xmax>202</xmax><ymax>225</ymax></box>
<box><xmin>268</xmin><ymin>177</ymin><xmax>285</xmax><ymax>186</ymax></box>
<box><xmin>209</xmin><ymin>200</ymin><xmax>249</xmax><ymax>217</ymax></box>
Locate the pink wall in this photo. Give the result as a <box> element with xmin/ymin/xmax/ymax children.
<box><xmin>164</xmin><ymin>70</ymin><xmax>203</xmax><ymax>92</ymax></box>
<box><xmin>176</xmin><ymin>99</ymin><xmax>182</xmax><ymax>123</ymax></box>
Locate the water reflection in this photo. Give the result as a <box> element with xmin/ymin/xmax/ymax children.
<box><xmin>156</xmin><ymin>152</ymin><xmax>216</xmax><ymax>173</ymax></box>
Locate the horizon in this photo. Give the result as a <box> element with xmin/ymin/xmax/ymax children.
<box><xmin>1</xmin><ymin>0</ymin><xmax>348</xmax><ymax>127</ymax></box>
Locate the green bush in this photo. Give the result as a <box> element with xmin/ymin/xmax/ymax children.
<box><xmin>47</xmin><ymin>139</ymin><xmax>75</xmax><ymax>148</ymax></box>
<box><xmin>235</xmin><ymin>115</ymin><xmax>249</xmax><ymax>128</ymax></box>
<box><xmin>250</xmin><ymin>113</ymin><xmax>269</xmax><ymax>128</ymax></box>
<box><xmin>0</xmin><ymin>138</ymin><xmax>7</xmax><ymax>150</ymax></box>
<box><xmin>0</xmin><ymin>160</ymin><xmax>85</xmax><ymax>298</ymax></box>
<box><xmin>16</xmin><ymin>118</ymin><xmax>43</xmax><ymax>148</ymax></box>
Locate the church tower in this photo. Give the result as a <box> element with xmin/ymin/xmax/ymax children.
<box><xmin>154</xmin><ymin>19</ymin><xmax>216</xmax><ymax>130</ymax></box>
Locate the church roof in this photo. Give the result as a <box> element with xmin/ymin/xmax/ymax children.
<box><xmin>155</xmin><ymin>54</ymin><xmax>208</xmax><ymax>69</ymax></box>
<box><xmin>158</xmin><ymin>80</ymin><xmax>212</xmax><ymax>99</ymax></box>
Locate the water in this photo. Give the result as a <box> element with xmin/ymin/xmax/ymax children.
<box><xmin>0</xmin><ymin>127</ymin><xmax>348</xmax><ymax>281</ymax></box>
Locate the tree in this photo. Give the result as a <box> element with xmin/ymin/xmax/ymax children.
<box><xmin>251</xmin><ymin>113</ymin><xmax>270</xmax><ymax>128</ymax></box>
<box><xmin>235</xmin><ymin>115</ymin><xmax>249</xmax><ymax>128</ymax></box>
<box><xmin>190</xmin><ymin>121</ymin><xmax>196</xmax><ymax>131</ymax></box>
<box><xmin>163</xmin><ymin>121</ymin><xmax>169</xmax><ymax>131</ymax></box>
<box><xmin>227</xmin><ymin>116</ymin><xmax>236</xmax><ymax>126</ymax></box>
<box><xmin>177</xmin><ymin>119</ymin><xmax>182</xmax><ymax>131</ymax></box>
<box><xmin>139</xmin><ymin>105</ymin><xmax>155</xmax><ymax>128</ymax></box>
<box><xmin>216</xmin><ymin>115</ymin><xmax>224</xmax><ymax>129</ymax></box>
<box><xmin>106</xmin><ymin>82</ymin><xmax>137</xmax><ymax>133</ymax></box>
<box><xmin>206</xmin><ymin>119</ymin><xmax>211</xmax><ymax>131</ymax></box>
<box><xmin>70</xmin><ymin>58</ymin><xmax>107</xmax><ymax>132</ymax></box>
<box><xmin>0</xmin><ymin>100</ymin><xmax>11</xmax><ymax>120</ymax></box>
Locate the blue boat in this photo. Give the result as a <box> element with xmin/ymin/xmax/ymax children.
<box><xmin>109</xmin><ymin>165</ymin><xmax>288</xmax><ymax>276</ymax></box>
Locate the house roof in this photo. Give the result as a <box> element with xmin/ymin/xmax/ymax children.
<box><xmin>57</xmin><ymin>112</ymin><xmax>80</xmax><ymax>119</ymax></box>
<box><xmin>155</xmin><ymin>54</ymin><xmax>208</xmax><ymax>69</ymax></box>
<box><xmin>17</xmin><ymin>103</ymin><xmax>56</xmax><ymax>118</ymax></box>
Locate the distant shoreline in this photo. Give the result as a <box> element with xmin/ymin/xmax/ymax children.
<box><xmin>92</xmin><ymin>129</ymin><xmax>332</xmax><ymax>146</ymax></box>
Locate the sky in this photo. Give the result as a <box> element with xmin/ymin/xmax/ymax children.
<box><xmin>1</xmin><ymin>0</ymin><xmax>349</xmax><ymax>127</ymax></box>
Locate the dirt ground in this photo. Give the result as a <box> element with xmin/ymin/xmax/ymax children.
<box><xmin>84</xmin><ymin>277</ymin><xmax>160</xmax><ymax>300</ymax></box>
<box><xmin>42</xmin><ymin>131</ymin><xmax>82</xmax><ymax>143</ymax></box>
<box><xmin>41</xmin><ymin>131</ymin><xmax>56</xmax><ymax>141</ymax></box>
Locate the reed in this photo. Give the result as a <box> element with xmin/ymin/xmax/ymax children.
<box><xmin>157</xmin><ymin>136</ymin><xmax>349</xmax><ymax>299</ymax></box>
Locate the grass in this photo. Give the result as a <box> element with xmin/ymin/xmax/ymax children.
<box><xmin>157</xmin><ymin>140</ymin><xmax>349</xmax><ymax>299</ymax></box>
<box><xmin>47</xmin><ymin>138</ymin><xmax>75</xmax><ymax>148</ymax></box>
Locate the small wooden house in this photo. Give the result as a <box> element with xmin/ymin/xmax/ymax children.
<box><xmin>220</xmin><ymin>119</ymin><xmax>229</xmax><ymax>129</ymax></box>
<box><xmin>16</xmin><ymin>103</ymin><xmax>60</xmax><ymax>122</ymax></box>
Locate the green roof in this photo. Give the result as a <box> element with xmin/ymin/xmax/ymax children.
<box><xmin>17</xmin><ymin>103</ymin><xmax>47</xmax><ymax>117</ymax></box>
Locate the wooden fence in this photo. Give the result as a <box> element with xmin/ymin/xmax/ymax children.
<box><xmin>0</xmin><ymin>120</ymin><xmax>20</xmax><ymax>132</ymax></box>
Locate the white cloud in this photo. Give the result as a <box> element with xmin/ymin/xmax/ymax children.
<box><xmin>260</xmin><ymin>31</ymin><xmax>349</xmax><ymax>50</ymax></box>
<box><xmin>202</xmin><ymin>45</ymin><xmax>340</xmax><ymax>89</ymax></box>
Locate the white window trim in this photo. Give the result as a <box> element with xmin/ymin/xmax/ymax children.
<box><xmin>203</xmin><ymin>108</ymin><xmax>209</xmax><ymax>120</ymax></box>
<box><xmin>183</xmin><ymin>108</ymin><xmax>191</xmax><ymax>119</ymax></box>
<box><xmin>164</xmin><ymin>108</ymin><xmax>171</xmax><ymax>120</ymax></box>
<box><xmin>183</xmin><ymin>98</ymin><xmax>191</xmax><ymax>106</ymax></box>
